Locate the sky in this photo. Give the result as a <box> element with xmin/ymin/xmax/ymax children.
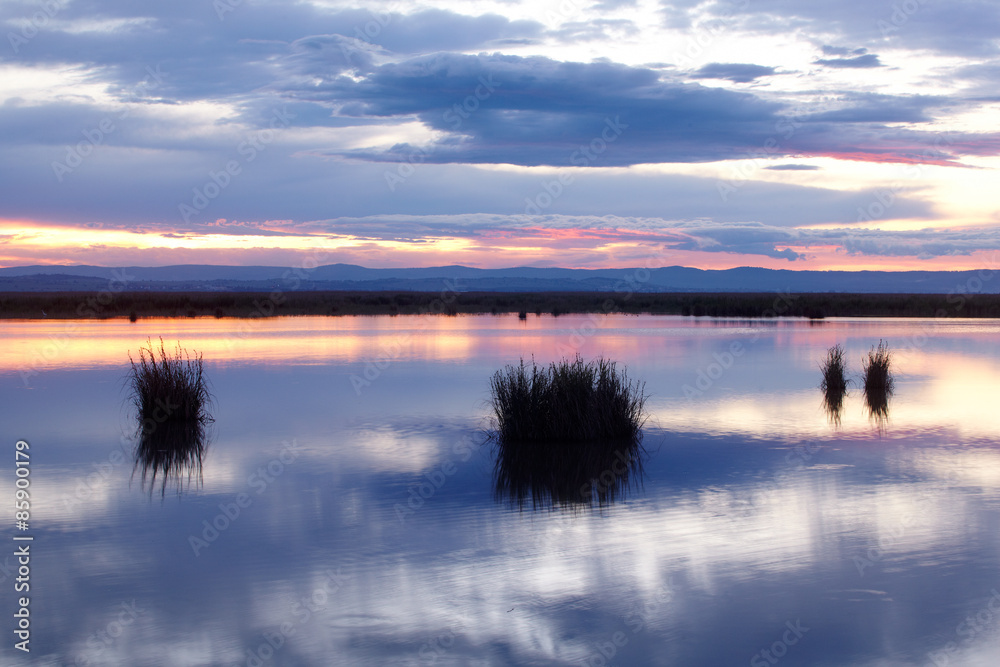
<box><xmin>1</xmin><ymin>0</ymin><xmax>999</xmax><ymax>271</ymax></box>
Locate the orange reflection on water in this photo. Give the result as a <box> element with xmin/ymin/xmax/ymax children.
<box><xmin>0</xmin><ymin>313</ymin><xmax>724</xmax><ymax>373</ymax></box>
<box><xmin>0</xmin><ymin>315</ymin><xmax>488</xmax><ymax>372</ymax></box>
<box><xmin>5</xmin><ymin>315</ymin><xmax>1000</xmax><ymax>442</ymax></box>
<box><xmin>652</xmin><ymin>345</ymin><xmax>1000</xmax><ymax>440</ymax></box>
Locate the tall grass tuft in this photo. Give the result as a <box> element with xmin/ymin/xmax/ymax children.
<box><xmin>128</xmin><ymin>338</ymin><xmax>213</xmax><ymax>495</ymax></box>
<box><xmin>488</xmin><ymin>356</ymin><xmax>647</xmax><ymax>509</ymax></box>
<box><xmin>489</xmin><ymin>356</ymin><xmax>646</xmax><ymax>444</ymax></box>
<box><xmin>820</xmin><ymin>344</ymin><xmax>849</xmax><ymax>424</ymax></box>
<box><xmin>862</xmin><ymin>339</ymin><xmax>893</xmax><ymax>428</ymax></box>
<box><xmin>862</xmin><ymin>340</ymin><xmax>894</xmax><ymax>398</ymax></box>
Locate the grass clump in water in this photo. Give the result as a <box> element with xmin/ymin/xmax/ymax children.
<box><xmin>862</xmin><ymin>340</ymin><xmax>893</xmax><ymax>427</ymax></box>
<box><xmin>128</xmin><ymin>338</ymin><xmax>213</xmax><ymax>495</ymax></box>
<box><xmin>489</xmin><ymin>356</ymin><xmax>646</xmax><ymax>444</ymax></box>
<box><xmin>862</xmin><ymin>340</ymin><xmax>894</xmax><ymax>399</ymax></box>
<box><xmin>820</xmin><ymin>344</ymin><xmax>849</xmax><ymax>396</ymax></box>
<box><xmin>488</xmin><ymin>356</ymin><xmax>647</xmax><ymax>509</ymax></box>
<box><xmin>819</xmin><ymin>344</ymin><xmax>849</xmax><ymax>424</ymax></box>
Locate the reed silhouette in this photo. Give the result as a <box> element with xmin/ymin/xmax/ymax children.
<box><xmin>127</xmin><ymin>338</ymin><xmax>213</xmax><ymax>495</ymax></box>
<box><xmin>488</xmin><ymin>356</ymin><xmax>647</xmax><ymax>509</ymax></box>
<box><xmin>862</xmin><ymin>340</ymin><xmax>893</xmax><ymax>430</ymax></box>
<box><xmin>819</xmin><ymin>344</ymin><xmax>849</xmax><ymax>425</ymax></box>
<box><xmin>133</xmin><ymin>418</ymin><xmax>208</xmax><ymax>496</ymax></box>
<box><xmin>492</xmin><ymin>436</ymin><xmax>645</xmax><ymax>510</ymax></box>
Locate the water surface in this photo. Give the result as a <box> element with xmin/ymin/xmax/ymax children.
<box><xmin>3</xmin><ymin>314</ymin><xmax>1000</xmax><ymax>666</ymax></box>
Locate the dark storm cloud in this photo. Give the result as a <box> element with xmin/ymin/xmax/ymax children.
<box><xmin>1</xmin><ymin>0</ymin><xmax>997</xmax><ymax>255</ymax></box>
<box><xmin>288</xmin><ymin>51</ymin><xmax>996</xmax><ymax>167</ymax></box>
<box><xmin>0</xmin><ymin>2</ymin><xmax>544</xmax><ymax>102</ymax></box>
<box><xmin>690</xmin><ymin>63</ymin><xmax>778</xmax><ymax>83</ymax></box>
<box><xmin>3</xmin><ymin>1</ymin><xmax>996</xmax><ymax>172</ymax></box>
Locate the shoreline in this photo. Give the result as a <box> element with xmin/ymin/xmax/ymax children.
<box><xmin>2</xmin><ymin>290</ymin><xmax>1000</xmax><ymax>320</ymax></box>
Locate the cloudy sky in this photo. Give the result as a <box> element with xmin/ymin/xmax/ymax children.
<box><xmin>2</xmin><ymin>0</ymin><xmax>999</xmax><ymax>270</ymax></box>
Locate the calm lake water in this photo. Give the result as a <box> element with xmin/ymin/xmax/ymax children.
<box><xmin>3</xmin><ymin>314</ymin><xmax>1000</xmax><ymax>666</ymax></box>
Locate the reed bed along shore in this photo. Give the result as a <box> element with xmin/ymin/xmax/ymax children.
<box><xmin>5</xmin><ymin>291</ymin><xmax>1000</xmax><ymax>319</ymax></box>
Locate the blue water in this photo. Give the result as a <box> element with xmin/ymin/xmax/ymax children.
<box><xmin>3</xmin><ymin>314</ymin><xmax>1000</xmax><ymax>666</ymax></box>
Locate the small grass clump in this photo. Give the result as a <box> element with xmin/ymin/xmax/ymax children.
<box><xmin>862</xmin><ymin>340</ymin><xmax>894</xmax><ymax>398</ymax></box>
<box><xmin>128</xmin><ymin>338</ymin><xmax>213</xmax><ymax>495</ymax></box>
<box><xmin>488</xmin><ymin>356</ymin><xmax>648</xmax><ymax>509</ymax></box>
<box><xmin>129</xmin><ymin>338</ymin><xmax>211</xmax><ymax>427</ymax></box>
<box><xmin>820</xmin><ymin>344</ymin><xmax>849</xmax><ymax>424</ymax></box>
<box><xmin>820</xmin><ymin>344</ymin><xmax>848</xmax><ymax>397</ymax></box>
<box><xmin>489</xmin><ymin>356</ymin><xmax>646</xmax><ymax>444</ymax></box>
<box><xmin>862</xmin><ymin>340</ymin><xmax>894</xmax><ymax>427</ymax></box>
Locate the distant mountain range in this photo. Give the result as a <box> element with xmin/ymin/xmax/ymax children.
<box><xmin>0</xmin><ymin>264</ymin><xmax>994</xmax><ymax>294</ymax></box>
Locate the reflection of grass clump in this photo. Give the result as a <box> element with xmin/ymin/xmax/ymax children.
<box><xmin>128</xmin><ymin>338</ymin><xmax>213</xmax><ymax>495</ymax></box>
<box><xmin>488</xmin><ymin>356</ymin><xmax>648</xmax><ymax>510</ymax></box>
<box><xmin>820</xmin><ymin>344</ymin><xmax>849</xmax><ymax>396</ymax></box>
<box><xmin>862</xmin><ymin>340</ymin><xmax>894</xmax><ymax>399</ymax></box>
<box><xmin>862</xmin><ymin>340</ymin><xmax>893</xmax><ymax>430</ymax></box>
<box><xmin>489</xmin><ymin>356</ymin><xmax>646</xmax><ymax>443</ymax></box>
<box><xmin>134</xmin><ymin>419</ymin><xmax>209</xmax><ymax>496</ymax></box>
<box><xmin>820</xmin><ymin>344</ymin><xmax>849</xmax><ymax>425</ymax></box>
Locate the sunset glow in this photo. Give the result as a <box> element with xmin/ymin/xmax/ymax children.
<box><xmin>2</xmin><ymin>0</ymin><xmax>999</xmax><ymax>271</ymax></box>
